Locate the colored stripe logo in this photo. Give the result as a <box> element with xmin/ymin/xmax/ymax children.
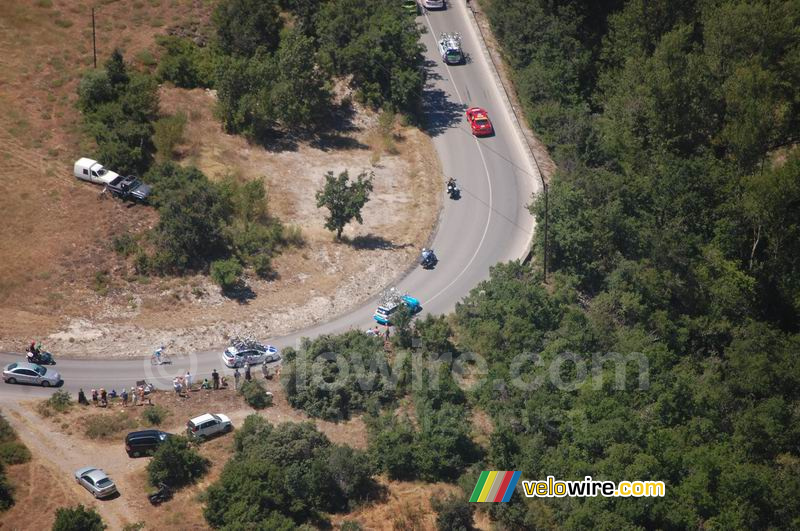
<box><xmin>469</xmin><ymin>471</ymin><xmax>521</xmax><ymax>502</ymax></box>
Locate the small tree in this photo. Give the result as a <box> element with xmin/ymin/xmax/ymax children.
<box><xmin>240</xmin><ymin>380</ymin><xmax>272</xmax><ymax>409</ymax></box>
<box><xmin>210</xmin><ymin>258</ymin><xmax>243</xmax><ymax>292</ymax></box>
<box><xmin>147</xmin><ymin>435</ymin><xmax>209</xmax><ymax>487</ymax></box>
<box><xmin>432</xmin><ymin>494</ymin><xmax>474</xmax><ymax>531</ymax></box>
<box><xmin>315</xmin><ymin>170</ymin><xmax>374</xmax><ymax>240</ymax></box>
<box><xmin>52</xmin><ymin>505</ymin><xmax>106</xmax><ymax>531</ymax></box>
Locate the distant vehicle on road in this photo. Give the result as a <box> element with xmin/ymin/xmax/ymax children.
<box><xmin>422</xmin><ymin>0</ymin><xmax>446</xmax><ymax>10</ymax></box>
<box><xmin>3</xmin><ymin>362</ymin><xmax>61</xmax><ymax>387</ymax></box>
<box><xmin>466</xmin><ymin>107</ymin><xmax>494</xmax><ymax>136</ymax></box>
<box><xmin>75</xmin><ymin>467</ymin><xmax>118</xmax><ymax>499</ymax></box>
<box><xmin>105</xmin><ymin>175</ymin><xmax>152</xmax><ymax>203</ymax></box>
<box><xmin>187</xmin><ymin>413</ymin><xmax>232</xmax><ymax>441</ymax></box>
<box><xmin>373</xmin><ymin>288</ymin><xmax>421</xmax><ymax>325</ymax></box>
<box><xmin>74</xmin><ymin>158</ymin><xmax>119</xmax><ymax>185</ymax></box>
<box><xmin>222</xmin><ymin>338</ymin><xmax>281</xmax><ymax>368</ymax></box>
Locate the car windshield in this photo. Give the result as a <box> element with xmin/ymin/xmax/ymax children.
<box><xmin>33</xmin><ymin>365</ymin><xmax>46</xmax><ymax>376</ymax></box>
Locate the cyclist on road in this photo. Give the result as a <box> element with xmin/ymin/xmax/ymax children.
<box><xmin>154</xmin><ymin>345</ymin><xmax>165</xmax><ymax>365</ymax></box>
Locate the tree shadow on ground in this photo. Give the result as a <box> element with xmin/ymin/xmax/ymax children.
<box><xmin>421</xmin><ymin>79</ymin><xmax>465</xmax><ymax>137</ymax></box>
<box><xmin>345</xmin><ymin>233</ymin><xmax>414</xmax><ymax>251</ymax></box>
<box><xmin>222</xmin><ymin>283</ymin><xmax>257</xmax><ymax>305</ymax></box>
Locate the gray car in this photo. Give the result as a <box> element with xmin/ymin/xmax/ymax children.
<box><xmin>3</xmin><ymin>362</ymin><xmax>61</xmax><ymax>387</ymax></box>
<box><xmin>74</xmin><ymin>467</ymin><xmax>118</xmax><ymax>498</ymax></box>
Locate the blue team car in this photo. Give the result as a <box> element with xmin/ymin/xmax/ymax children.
<box><xmin>373</xmin><ymin>293</ymin><xmax>421</xmax><ymax>325</ymax></box>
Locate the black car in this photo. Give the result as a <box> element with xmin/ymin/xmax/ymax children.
<box><xmin>125</xmin><ymin>430</ymin><xmax>171</xmax><ymax>457</ymax></box>
<box><xmin>106</xmin><ymin>175</ymin><xmax>152</xmax><ymax>203</ymax></box>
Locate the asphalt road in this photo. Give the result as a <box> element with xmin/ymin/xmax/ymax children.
<box><xmin>0</xmin><ymin>2</ymin><xmax>539</xmax><ymax>401</ymax></box>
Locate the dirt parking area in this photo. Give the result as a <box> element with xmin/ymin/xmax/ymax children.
<box><xmin>0</xmin><ymin>0</ymin><xmax>442</xmax><ymax>359</ymax></box>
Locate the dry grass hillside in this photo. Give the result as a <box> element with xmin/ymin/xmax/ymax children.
<box><xmin>0</xmin><ymin>0</ymin><xmax>442</xmax><ymax>357</ymax></box>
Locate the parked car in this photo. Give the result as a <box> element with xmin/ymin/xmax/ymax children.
<box><xmin>125</xmin><ymin>430</ymin><xmax>172</xmax><ymax>457</ymax></box>
<box><xmin>74</xmin><ymin>467</ymin><xmax>118</xmax><ymax>499</ymax></box>
<box><xmin>105</xmin><ymin>175</ymin><xmax>152</xmax><ymax>203</ymax></box>
<box><xmin>3</xmin><ymin>362</ymin><xmax>61</xmax><ymax>387</ymax></box>
<box><xmin>186</xmin><ymin>413</ymin><xmax>232</xmax><ymax>441</ymax></box>
<box><xmin>466</xmin><ymin>107</ymin><xmax>494</xmax><ymax>136</ymax></box>
<box><xmin>74</xmin><ymin>158</ymin><xmax>119</xmax><ymax>185</ymax></box>
<box><xmin>222</xmin><ymin>342</ymin><xmax>280</xmax><ymax>368</ymax></box>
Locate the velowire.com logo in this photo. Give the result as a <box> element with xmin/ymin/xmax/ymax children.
<box><xmin>469</xmin><ymin>471</ymin><xmax>521</xmax><ymax>502</ymax></box>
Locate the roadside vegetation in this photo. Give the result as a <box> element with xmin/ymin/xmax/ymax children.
<box><xmin>0</xmin><ymin>412</ymin><xmax>32</xmax><ymax>511</ymax></box>
<box><xmin>52</xmin><ymin>505</ymin><xmax>106</xmax><ymax>531</ymax></box>
<box><xmin>461</xmin><ymin>0</ymin><xmax>800</xmax><ymax>528</ymax></box>
<box><xmin>204</xmin><ymin>417</ymin><xmax>377</xmax><ymax>528</ymax></box>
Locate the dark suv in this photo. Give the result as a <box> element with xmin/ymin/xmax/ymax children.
<box><xmin>125</xmin><ymin>430</ymin><xmax>171</xmax><ymax>457</ymax></box>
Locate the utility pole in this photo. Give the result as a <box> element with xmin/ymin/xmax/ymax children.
<box><xmin>92</xmin><ymin>7</ymin><xmax>97</xmax><ymax>68</ymax></box>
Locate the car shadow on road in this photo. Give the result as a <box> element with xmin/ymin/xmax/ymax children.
<box><xmin>346</xmin><ymin>234</ymin><xmax>414</xmax><ymax>251</ymax></box>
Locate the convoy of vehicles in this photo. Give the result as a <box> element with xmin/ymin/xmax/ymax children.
<box><xmin>466</xmin><ymin>107</ymin><xmax>494</xmax><ymax>136</ymax></box>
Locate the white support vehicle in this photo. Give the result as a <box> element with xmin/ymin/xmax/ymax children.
<box><xmin>438</xmin><ymin>32</ymin><xmax>463</xmax><ymax>65</ymax></box>
<box><xmin>422</xmin><ymin>0</ymin><xmax>446</xmax><ymax>10</ymax></box>
<box><xmin>74</xmin><ymin>158</ymin><xmax>119</xmax><ymax>185</ymax></box>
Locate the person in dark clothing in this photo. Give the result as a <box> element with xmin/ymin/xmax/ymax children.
<box><xmin>78</xmin><ymin>388</ymin><xmax>89</xmax><ymax>406</ymax></box>
<box><xmin>212</xmin><ymin>369</ymin><xmax>220</xmax><ymax>390</ymax></box>
<box><xmin>244</xmin><ymin>363</ymin><xmax>252</xmax><ymax>382</ymax></box>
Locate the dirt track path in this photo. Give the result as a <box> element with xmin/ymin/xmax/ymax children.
<box><xmin>2</xmin><ymin>403</ymin><xmax>145</xmax><ymax>529</ymax></box>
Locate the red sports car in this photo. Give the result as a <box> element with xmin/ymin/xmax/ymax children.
<box><xmin>466</xmin><ymin>107</ymin><xmax>494</xmax><ymax>136</ymax></box>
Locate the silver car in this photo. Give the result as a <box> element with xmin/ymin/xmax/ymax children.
<box><xmin>75</xmin><ymin>467</ymin><xmax>118</xmax><ymax>498</ymax></box>
<box><xmin>3</xmin><ymin>362</ymin><xmax>61</xmax><ymax>387</ymax></box>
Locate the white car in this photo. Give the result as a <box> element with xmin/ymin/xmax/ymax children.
<box><xmin>421</xmin><ymin>0</ymin><xmax>445</xmax><ymax>9</ymax></box>
<box><xmin>222</xmin><ymin>344</ymin><xmax>280</xmax><ymax>368</ymax></box>
<box><xmin>186</xmin><ymin>413</ymin><xmax>232</xmax><ymax>440</ymax></box>
<box><xmin>75</xmin><ymin>467</ymin><xmax>118</xmax><ymax>499</ymax></box>
<box><xmin>74</xmin><ymin>157</ymin><xmax>119</xmax><ymax>185</ymax></box>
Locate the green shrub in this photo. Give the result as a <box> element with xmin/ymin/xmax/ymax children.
<box><xmin>135</xmin><ymin>49</ymin><xmax>157</xmax><ymax>67</ymax></box>
<box><xmin>152</xmin><ymin>112</ymin><xmax>186</xmax><ymax>162</ymax></box>
<box><xmin>0</xmin><ymin>442</ymin><xmax>31</xmax><ymax>465</ymax></box>
<box><xmin>52</xmin><ymin>505</ymin><xmax>106</xmax><ymax>531</ymax></box>
<box><xmin>36</xmin><ymin>390</ymin><xmax>73</xmax><ymax>417</ymax></box>
<box><xmin>84</xmin><ymin>412</ymin><xmax>137</xmax><ymax>439</ymax></box>
<box><xmin>141</xmin><ymin>405</ymin><xmax>168</xmax><ymax>426</ymax></box>
<box><xmin>210</xmin><ymin>258</ymin><xmax>243</xmax><ymax>292</ymax></box>
<box><xmin>156</xmin><ymin>36</ymin><xmax>215</xmax><ymax>89</ymax></box>
<box><xmin>0</xmin><ymin>464</ymin><xmax>12</xmax><ymax>512</ymax></box>
<box><xmin>239</xmin><ymin>380</ymin><xmax>272</xmax><ymax>409</ymax></box>
<box><xmin>93</xmin><ymin>270</ymin><xmax>110</xmax><ymax>296</ymax></box>
<box><xmin>112</xmin><ymin>234</ymin><xmax>138</xmax><ymax>257</ymax></box>
<box><xmin>147</xmin><ymin>435</ymin><xmax>209</xmax><ymax>487</ymax></box>
<box><xmin>432</xmin><ymin>494</ymin><xmax>474</xmax><ymax>531</ymax></box>
<box><xmin>252</xmin><ymin>253</ymin><xmax>273</xmax><ymax>279</ymax></box>
<box><xmin>282</xmin><ymin>224</ymin><xmax>305</xmax><ymax>247</ymax></box>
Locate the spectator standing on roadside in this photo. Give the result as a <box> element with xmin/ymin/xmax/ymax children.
<box><xmin>91</xmin><ymin>389</ymin><xmax>98</xmax><ymax>407</ymax></box>
<box><xmin>100</xmin><ymin>389</ymin><xmax>108</xmax><ymax>407</ymax></box>
<box><xmin>234</xmin><ymin>368</ymin><xmax>241</xmax><ymax>390</ymax></box>
<box><xmin>131</xmin><ymin>386</ymin><xmax>139</xmax><ymax>406</ymax></box>
<box><xmin>244</xmin><ymin>362</ymin><xmax>252</xmax><ymax>382</ymax></box>
<box><xmin>261</xmin><ymin>361</ymin><xmax>269</xmax><ymax>380</ymax></box>
<box><xmin>121</xmin><ymin>388</ymin><xmax>128</xmax><ymax>407</ymax></box>
<box><xmin>185</xmin><ymin>371</ymin><xmax>193</xmax><ymax>390</ymax></box>
<box><xmin>212</xmin><ymin>369</ymin><xmax>220</xmax><ymax>390</ymax></box>
<box><xmin>78</xmin><ymin>388</ymin><xmax>89</xmax><ymax>406</ymax></box>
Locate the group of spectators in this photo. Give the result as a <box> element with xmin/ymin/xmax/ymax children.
<box><xmin>77</xmin><ymin>384</ymin><xmax>152</xmax><ymax>407</ymax></box>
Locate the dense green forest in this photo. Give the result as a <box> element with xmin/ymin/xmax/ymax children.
<box><xmin>473</xmin><ymin>0</ymin><xmax>800</xmax><ymax>528</ymax></box>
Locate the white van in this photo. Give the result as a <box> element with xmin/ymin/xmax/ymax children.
<box><xmin>73</xmin><ymin>158</ymin><xmax>119</xmax><ymax>185</ymax></box>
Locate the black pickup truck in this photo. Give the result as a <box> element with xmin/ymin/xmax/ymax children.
<box><xmin>106</xmin><ymin>175</ymin><xmax>152</xmax><ymax>203</ymax></box>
